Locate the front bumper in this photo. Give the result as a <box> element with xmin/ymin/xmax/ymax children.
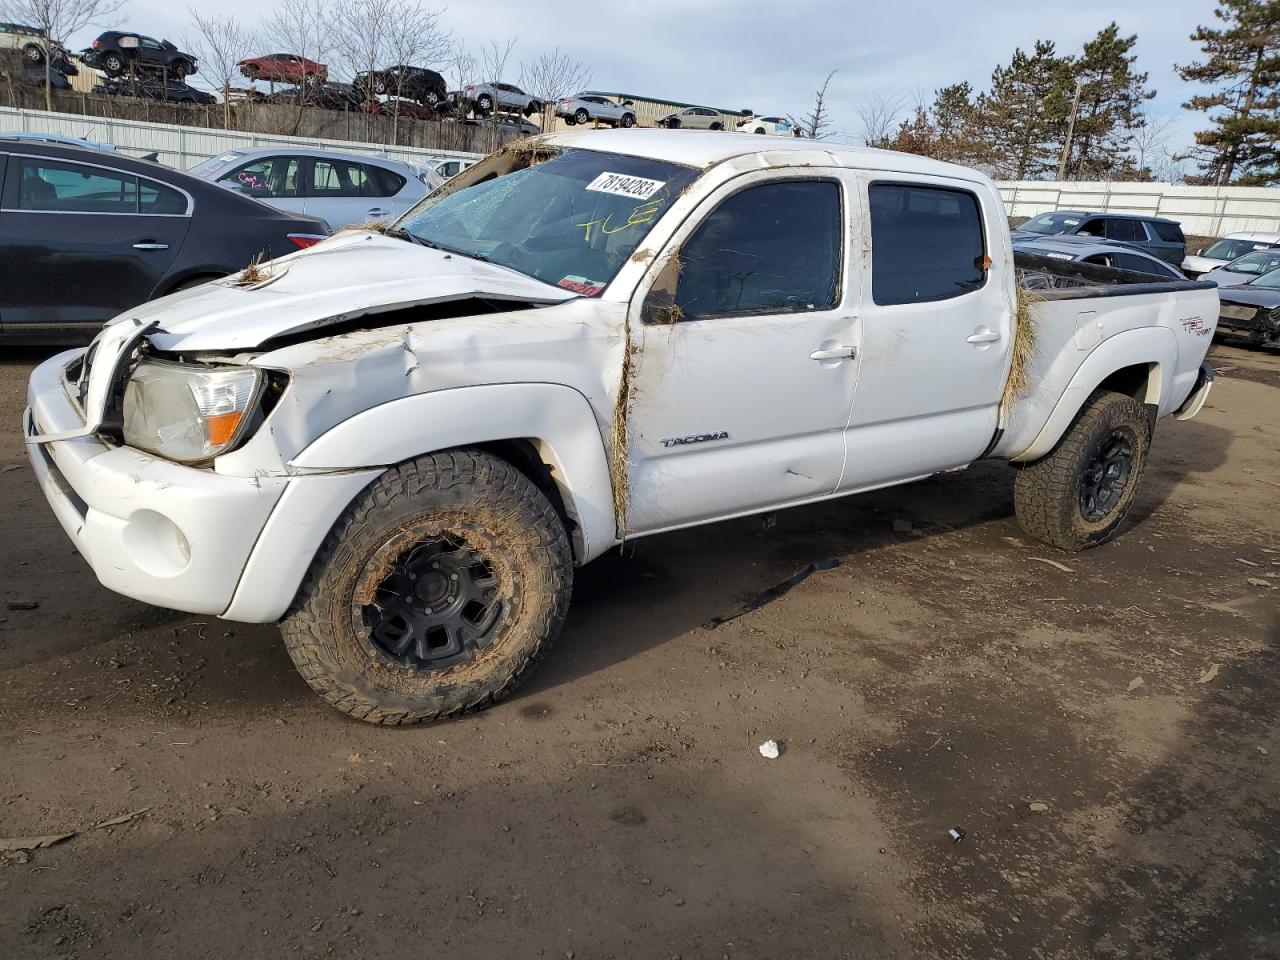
<box><xmin>24</xmin><ymin>349</ymin><xmax>288</xmax><ymax>616</ymax></box>
<box><xmin>1217</xmin><ymin>303</ymin><xmax>1280</xmax><ymax>344</ymax></box>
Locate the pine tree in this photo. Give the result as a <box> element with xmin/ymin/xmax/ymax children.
<box><xmin>1178</xmin><ymin>0</ymin><xmax>1280</xmax><ymax>184</ymax></box>
<box><xmin>976</xmin><ymin>41</ymin><xmax>1074</xmax><ymax>179</ymax></box>
<box><xmin>1059</xmin><ymin>24</ymin><xmax>1156</xmax><ymax>179</ymax></box>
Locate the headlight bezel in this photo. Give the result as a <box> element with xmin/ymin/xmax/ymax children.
<box><xmin>121</xmin><ymin>358</ymin><xmax>266</xmax><ymax>466</ymax></box>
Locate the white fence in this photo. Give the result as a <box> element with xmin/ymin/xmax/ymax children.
<box><xmin>0</xmin><ymin>105</ymin><xmax>483</xmax><ymax>170</ymax></box>
<box><xmin>998</xmin><ymin>180</ymin><xmax>1280</xmax><ymax>238</ymax></box>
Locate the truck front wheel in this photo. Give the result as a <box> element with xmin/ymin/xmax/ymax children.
<box><xmin>280</xmin><ymin>450</ymin><xmax>573</xmax><ymax>724</ymax></box>
<box><xmin>1013</xmin><ymin>390</ymin><xmax>1151</xmax><ymax>552</ymax></box>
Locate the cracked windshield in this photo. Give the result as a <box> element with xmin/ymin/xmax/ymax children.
<box><xmin>397</xmin><ymin>148</ymin><xmax>699</xmax><ymax>295</ymax></box>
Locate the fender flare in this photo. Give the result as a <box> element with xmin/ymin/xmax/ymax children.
<box><xmin>1012</xmin><ymin>327</ymin><xmax>1176</xmax><ymax>463</ymax></box>
<box><xmin>290</xmin><ymin>382</ymin><xmax>618</xmax><ymax>563</ymax></box>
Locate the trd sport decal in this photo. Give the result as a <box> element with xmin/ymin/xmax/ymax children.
<box><xmin>660</xmin><ymin>431</ymin><xmax>730</xmax><ymax>448</ymax></box>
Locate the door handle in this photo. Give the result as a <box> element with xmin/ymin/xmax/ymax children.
<box><xmin>132</xmin><ymin>242</ymin><xmax>169</xmax><ymax>250</ymax></box>
<box><xmin>366</xmin><ymin>207</ymin><xmax>390</xmax><ymax>216</ymax></box>
<box><xmin>966</xmin><ymin>328</ymin><xmax>1001</xmax><ymax>344</ymax></box>
<box><xmin>810</xmin><ymin>345</ymin><xmax>857</xmax><ymax>361</ymax></box>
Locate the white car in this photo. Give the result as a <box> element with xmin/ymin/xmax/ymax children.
<box><xmin>186</xmin><ymin>147</ymin><xmax>440</xmax><ymax>229</ymax></box>
<box><xmin>427</xmin><ymin>157</ymin><xmax>477</xmax><ymax>179</ymax></box>
<box><xmin>25</xmin><ymin>130</ymin><xmax>1217</xmax><ymax>726</ymax></box>
<box><xmin>556</xmin><ymin>93</ymin><xmax>637</xmax><ymax>128</ymax></box>
<box><xmin>736</xmin><ymin>115</ymin><xmax>797</xmax><ymax>136</ymax></box>
<box><xmin>1200</xmin><ymin>248</ymin><xmax>1280</xmax><ymax>287</ymax></box>
<box><xmin>657</xmin><ymin>106</ymin><xmax>726</xmax><ymax>130</ymax></box>
<box><xmin>1181</xmin><ymin>232</ymin><xmax>1280</xmax><ymax>278</ymax></box>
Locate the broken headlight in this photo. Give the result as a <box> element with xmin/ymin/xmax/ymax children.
<box><xmin>122</xmin><ymin>360</ymin><xmax>262</xmax><ymax>464</ymax></box>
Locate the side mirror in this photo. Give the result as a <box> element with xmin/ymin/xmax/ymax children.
<box><xmin>640</xmin><ymin>254</ymin><xmax>685</xmax><ymax>325</ymax></box>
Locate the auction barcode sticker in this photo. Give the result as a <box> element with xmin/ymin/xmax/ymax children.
<box><xmin>585</xmin><ymin>172</ymin><xmax>666</xmax><ymax>200</ymax></box>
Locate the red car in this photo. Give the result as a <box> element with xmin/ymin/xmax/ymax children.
<box><xmin>238</xmin><ymin>53</ymin><xmax>326</xmax><ymax>85</ymax></box>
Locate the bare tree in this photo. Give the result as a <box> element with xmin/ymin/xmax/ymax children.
<box><xmin>1129</xmin><ymin>111</ymin><xmax>1175</xmax><ymax>179</ymax></box>
<box><xmin>789</xmin><ymin>69</ymin><xmax>837</xmax><ymax>140</ymax></box>
<box><xmin>0</xmin><ymin>0</ymin><xmax>127</xmax><ymax>110</ymax></box>
<box><xmin>185</xmin><ymin>8</ymin><xmax>257</xmax><ymax>129</ymax></box>
<box><xmin>520</xmin><ymin>47</ymin><xmax>590</xmax><ymax>129</ymax></box>
<box><xmin>382</xmin><ymin>1</ymin><xmax>450</xmax><ymax>143</ymax></box>
<box><xmin>262</xmin><ymin>0</ymin><xmax>333</xmax><ymax>134</ymax></box>
<box><xmin>854</xmin><ymin>91</ymin><xmax>907</xmax><ymax>147</ymax></box>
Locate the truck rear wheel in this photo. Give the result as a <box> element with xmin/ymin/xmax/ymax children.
<box><xmin>1013</xmin><ymin>390</ymin><xmax>1151</xmax><ymax>552</ymax></box>
<box><xmin>280</xmin><ymin>450</ymin><xmax>573</xmax><ymax>725</ymax></box>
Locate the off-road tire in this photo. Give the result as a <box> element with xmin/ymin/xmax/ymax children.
<box><xmin>1013</xmin><ymin>390</ymin><xmax>1151</xmax><ymax>552</ymax></box>
<box><xmin>280</xmin><ymin>450</ymin><xmax>573</xmax><ymax>725</ymax></box>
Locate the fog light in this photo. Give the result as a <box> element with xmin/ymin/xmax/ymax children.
<box><xmin>122</xmin><ymin>509</ymin><xmax>192</xmax><ymax>577</ymax></box>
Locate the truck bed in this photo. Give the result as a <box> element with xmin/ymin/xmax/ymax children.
<box><xmin>1014</xmin><ymin>251</ymin><xmax>1218</xmax><ymax>299</ymax></box>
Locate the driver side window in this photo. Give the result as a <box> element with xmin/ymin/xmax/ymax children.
<box><xmin>667</xmin><ymin>180</ymin><xmax>842</xmax><ymax>322</ymax></box>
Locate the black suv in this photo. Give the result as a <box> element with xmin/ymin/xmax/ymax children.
<box><xmin>82</xmin><ymin>31</ymin><xmax>198</xmax><ymax>80</ymax></box>
<box><xmin>355</xmin><ymin>65</ymin><xmax>447</xmax><ymax>106</ymax></box>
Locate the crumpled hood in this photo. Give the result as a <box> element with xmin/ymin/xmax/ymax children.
<box><xmin>120</xmin><ymin>231</ymin><xmax>577</xmax><ymax>352</ymax></box>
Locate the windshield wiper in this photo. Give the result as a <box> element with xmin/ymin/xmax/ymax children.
<box><xmin>385</xmin><ymin>228</ymin><xmax>491</xmax><ymax>263</ymax></box>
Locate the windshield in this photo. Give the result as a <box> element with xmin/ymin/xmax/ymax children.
<box><xmin>1018</xmin><ymin>212</ymin><xmax>1084</xmax><ymax>236</ymax></box>
<box><xmin>397</xmin><ymin>148</ymin><xmax>699</xmax><ymax>295</ymax></box>
<box><xmin>1204</xmin><ymin>238</ymin><xmax>1277</xmax><ymax>261</ymax></box>
<box><xmin>1224</xmin><ymin>250</ymin><xmax>1280</xmax><ymax>275</ymax></box>
<box><xmin>1247</xmin><ymin>266</ymin><xmax>1280</xmax><ymax>288</ymax></box>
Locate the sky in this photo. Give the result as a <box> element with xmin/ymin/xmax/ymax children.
<box><xmin>65</xmin><ymin>0</ymin><xmax>1222</xmax><ymax>173</ymax></box>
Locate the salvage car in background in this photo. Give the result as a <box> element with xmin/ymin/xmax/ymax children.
<box><xmin>556</xmin><ymin>93</ymin><xmax>637</xmax><ymax>127</ymax></box>
<box><xmin>1181</xmin><ymin>232</ymin><xmax>1280</xmax><ymax>278</ymax></box>
<box><xmin>1213</xmin><ymin>268</ymin><xmax>1280</xmax><ymax>349</ymax></box>
<box><xmin>1013</xmin><ymin>210</ymin><xmax>1186</xmax><ymax>265</ymax></box>
<box><xmin>0</xmin><ymin>141</ymin><xmax>326</xmax><ymax>339</ymax></box>
<box><xmin>239</xmin><ymin>53</ymin><xmax>326</xmax><ymax>85</ymax></box>
<box><xmin>82</xmin><ymin>31</ymin><xmax>198</xmax><ymax>79</ymax></box>
<box><xmin>22</xmin><ymin>130</ymin><xmax>1218</xmax><ymax>726</ymax></box>
<box><xmin>94</xmin><ymin>75</ymin><xmax>216</xmax><ymax>104</ymax></box>
<box><xmin>1200</xmin><ymin>249</ymin><xmax>1280</xmax><ymax>287</ymax></box>
<box><xmin>188</xmin><ymin>146</ymin><xmax>439</xmax><ymax>228</ymax></box>
<box><xmin>657</xmin><ymin>105</ymin><xmax>725</xmax><ymax>129</ymax></box>
<box><xmin>457</xmin><ymin>81</ymin><xmax>542</xmax><ymax>117</ymax></box>
<box><xmin>736</xmin><ymin>115</ymin><xmax>797</xmax><ymax>136</ymax></box>
<box><xmin>357</xmin><ymin>65</ymin><xmax>447</xmax><ymax>105</ymax></box>
<box><xmin>1</xmin><ymin>21</ymin><xmax>76</xmax><ymax>69</ymax></box>
<box><xmin>1012</xmin><ymin>234</ymin><xmax>1186</xmax><ymax>279</ymax></box>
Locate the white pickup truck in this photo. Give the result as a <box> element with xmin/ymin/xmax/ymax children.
<box><xmin>24</xmin><ymin>131</ymin><xmax>1218</xmax><ymax>725</ymax></box>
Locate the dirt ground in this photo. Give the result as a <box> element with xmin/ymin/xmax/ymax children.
<box><xmin>0</xmin><ymin>341</ymin><xmax>1277</xmax><ymax>960</ymax></box>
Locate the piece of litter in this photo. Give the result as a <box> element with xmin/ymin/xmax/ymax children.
<box><xmin>1197</xmin><ymin>663</ymin><xmax>1221</xmax><ymax>684</ymax></box>
<box><xmin>1247</xmin><ymin>577</ymin><xmax>1271</xmax><ymax>588</ymax></box>
<box><xmin>0</xmin><ymin>833</ymin><xmax>75</xmax><ymax>852</ymax></box>
<box><xmin>947</xmin><ymin>827</ymin><xmax>965</xmax><ymax>843</ymax></box>
<box><xmin>1028</xmin><ymin>801</ymin><xmax>1049</xmax><ymax>813</ymax></box>
<box><xmin>1259</xmin><ymin>747</ymin><xmax>1270</xmax><ymax>756</ymax></box>
<box><xmin>1236</xmin><ymin>558</ymin><xmax>1261</xmax><ymax>567</ymax></box>
<box><xmin>1029</xmin><ymin>557</ymin><xmax>1075</xmax><ymax>573</ymax></box>
<box><xmin>94</xmin><ymin>807</ymin><xmax>151</xmax><ymax>829</ymax></box>
<box><xmin>758</xmin><ymin>740</ymin><xmax>781</xmax><ymax>760</ymax></box>
<box><xmin>5</xmin><ymin>600</ymin><xmax>39</xmax><ymax>611</ymax></box>
<box><xmin>1127</xmin><ymin>676</ymin><xmax>1145</xmax><ymax>692</ymax></box>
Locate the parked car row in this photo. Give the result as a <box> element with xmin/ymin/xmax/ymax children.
<box><xmin>1020</xmin><ymin>207</ymin><xmax>1280</xmax><ymax>350</ymax></box>
<box><xmin>0</xmin><ymin>138</ymin><xmax>327</xmax><ymax>339</ymax></box>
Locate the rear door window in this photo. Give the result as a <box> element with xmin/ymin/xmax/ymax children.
<box><xmin>138</xmin><ymin>179</ymin><xmax>187</xmax><ymax>214</ymax></box>
<box><xmin>16</xmin><ymin>157</ymin><xmax>137</xmax><ymax>213</ymax></box>
<box><xmin>362</xmin><ymin>164</ymin><xmax>405</xmax><ymax>197</ymax></box>
<box><xmin>673</xmin><ymin>180</ymin><xmax>842</xmax><ymax>321</ymax></box>
<box><xmin>869</xmin><ymin>183</ymin><xmax>987</xmax><ymax>305</ymax></box>
<box><xmin>311</xmin><ymin>158</ymin><xmax>370</xmax><ymax>198</ymax></box>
